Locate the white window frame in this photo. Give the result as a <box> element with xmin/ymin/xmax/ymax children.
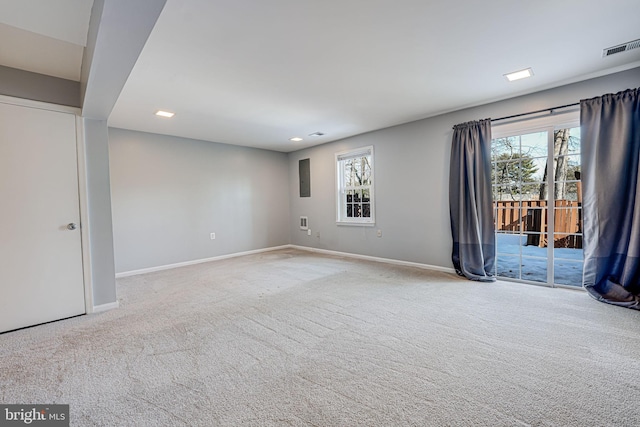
<box><xmin>491</xmin><ymin>109</ymin><xmax>579</xmax><ymax>140</ymax></box>
<box><xmin>335</xmin><ymin>145</ymin><xmax>375</xmax><ymax>226</ymax></box>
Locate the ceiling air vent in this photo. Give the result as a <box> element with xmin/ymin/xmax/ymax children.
<box><xmin>603</xmin><ymin>39</ymin><xmax>640</xmax><ymax>57</ymax></box>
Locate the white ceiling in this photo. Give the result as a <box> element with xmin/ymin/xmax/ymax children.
<box><xmin>109</xmin><ymin>0</ymin><xmax>640</xmax><ymax>152</ymax></box>
<box><xmin>0</xmin><ymin>0</ymin><xmax>93</xmax><ymax>81</ymax></box>
<box><xmin>1</xmin><ymin>1</ymin><xmax>639</xmax><ymax>152</ymax></box>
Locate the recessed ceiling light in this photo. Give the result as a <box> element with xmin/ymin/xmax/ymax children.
<box><xmin>289</xmin><ymin>137</ymin><xmax>303</xmax><ymax>142</ymax></box>
<box><xmin>504</xmin><ymin>68</ymin><xmax>534</xmax><ymax>82</ymax></box>
<box><xmin>155</xmin><ymin>110</ymin><xmax>175</xmax><ymax>118</ymax></box>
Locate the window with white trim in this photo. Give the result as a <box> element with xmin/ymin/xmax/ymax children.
<box><xmin>336</xmin><ymin>146</ymin><xmax>374</xmax><ymax>225</ymax></box>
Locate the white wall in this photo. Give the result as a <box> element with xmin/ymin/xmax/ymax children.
<box><xmin>109</xmin><ymin>128</ymin><xmax>290</xmax><ymax>274</ymax></box>
<box><xmin>84</xmin><ymin>118</ymin><xmax>117</xmax><ymax>305</ymax></box>
<box><xmin>287</xmin><ymin>67</ymin><xmax>640</xmax><ymax>269</ymax></box>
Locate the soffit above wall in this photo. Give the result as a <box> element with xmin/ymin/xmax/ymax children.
<box><xmin>0</xmin><ymin>0</ymin><xmax>94</xmax><ymax>81</ymax></box>
<box><xmin>0</xmin><ymin>23</ymin><xmax>84</xmax><ymax>81</ymax></box>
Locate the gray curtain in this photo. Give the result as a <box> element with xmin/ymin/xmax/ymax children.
<box><xmin>581</xmin><ymin>88</ymin><xmax>640</xmax><ymax>309</ymax></box>
<box><xmin>449</xmin><ymin>119</ymin><xmax>495</xmax><ymax>281</ymax></box>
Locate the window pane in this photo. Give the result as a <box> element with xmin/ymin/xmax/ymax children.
<box><xmin>553</xmin><ymin>156</ymin><xmax>581</xmax><ymax>203</ymax></box>
<box><xmin>553</xmin><ymin>206</ymin><xmax>582</xmax><ymax>239</ymax></box>
<box><xmin>554</xmin><ymin>233</ymin><xmax>583</xmax><ymax>254</ymax></box>
<box><xmin>521</xmin><ymin>255</ymin><xmax>547</xmax><ymax>283</ymax></box>
<box><xmin>344</xmin><ymin>159</ymin><xmax>354</xmax><ymax>186</ymax></box>
<box><xmin>527</xmin><ymin>158</ymin><xmax>547</xmax><ymax>183</ymax></box>
<box><xmin>553</xmin><ymin>127</ymin><xmax>581</xmax><ymax>156</ymax></box>
<box><xmin>344</xmin><ymin>159</ymin><xmax>358</xmax><ymax>186</ymax></box>
<box><xmin>554</xmin><ymin>259</ymin><xmax>583</xmax><ymax>287</ymax></box>
<box><xmin>553</xmin><ymin>154</ymin><xmax>580</xmax><ymax>200</ymax></box>
<box><xmin>555</xmin><ymin>232</ymin><xmax>584</xmax><ymax>286</ymax></box>
<box><xmin>555</xmin><ymin>181</ymin><xmax>581</xmax><ymax>201</ymax></box>
<box><xmin>493</xmin><ymin>184</ymin><xmax>518</xmax><ymax>201</ymax></box>
<box><xmin>492</xmin><ymin>160</ymin><xmax>521</xmax><ymax>188</ymax></box>
<box><xmin>493</xmin><ymin>181</ymin><xmax>521</xmax><ymax>201</ymax></box>
<box><xmin>523</xmin><ymin>232</ymin><xmax>544</xmax><ymax>247</ymax></box>
<box><xmin>554</xmin><ymin>154</ymin><xmax>580</xmax><ymax>172</ymax></box>
<box><xmin>362</xmin><ymin>203</ymin><xmax>370</xmax><ymax>217</ymax></box>
<box><xmin>526</xmin><ymin>232</ymin><xmax>549</xmax><ymax>253</ymax></box>
<box><xmin>567</xmin><ymin>127</ymin><xmax>581</xmax><ymax>155</ymax></box>
<box><xmin>495</xmin><ymin>206</ymin><xmax>522</xmax><ymax>233</ymax></box>
<box><xmin>521</xmin><ymin>180</ymin><xmax>545</xmax><ymax>201</ymax></box>
<box><xmin>554</xmin><ymin>234</ymin><xmax>584</xmax><ymax>261</ymax></box>
<box><xmin>496</xmin><ymin>233</ymin><xmax>524</xmax><ymax>255</ymax></box>
<box><xmin>522</xmin><ymin>206</ymin><xmax>544</xmax><ymax>234</ymax></box>
<box><xmin>492</xmin><ymin>136</ymin><xmax>520</xmax><ymax>160</ymax></box>
<box><xmin>361</xmin><ymin>156</ymin><xmax>372</xmax><ymax>185</ymax></box>
<box><xmin>496</xmin><ymin>255</ymin><xmax>520</xmax><ymax>279</ymax></box>
<box><xmin>343</xmin><ymin>156</ymin><xmax>372</xmax><ymax>187</ymax></box>
<box><xmin>518</xmin><ymin>156</ymin><xmax>542</xmax><ymax>185</ymax></box>
<box><xmin>520</xmin><ymin>132</ymin><xmax>548</xmax><ymax>158</ymax></box>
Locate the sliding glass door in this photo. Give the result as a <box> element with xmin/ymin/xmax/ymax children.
<box><xmin>491</xmin><ymin>117</ymin><xmax>583</xmax><ymax>287</ymax></box>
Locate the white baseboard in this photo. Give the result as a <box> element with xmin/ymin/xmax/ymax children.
<box><xmin>288</xmin><ymin>245</ymin><xmax>456</xmax><ymax>274</ymax></box>
<box><xmin>115</xmin><ymin>245</ymin><xmax>292</xmax><ymax>278</ymax></box>
<box><xmin>92</xmin><ymin>301</ymin><xmax>119</xmax><ymax>313</ymax></box>
<box><xmin>115</xmin><ymin>244</ymin><xmax>454</xmax><ymax>279</ymax></box>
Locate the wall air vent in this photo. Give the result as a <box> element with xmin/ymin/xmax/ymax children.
<box><xmin>603</xmin><ymin>39</ymin><xmax>640</xmax><ymax>57</ymax></box>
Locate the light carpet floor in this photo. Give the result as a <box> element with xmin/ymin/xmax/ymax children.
<box><xmin>1</xmin><ymin>249</ymin><xmax>639</xmax><ymax>426</ymax></box>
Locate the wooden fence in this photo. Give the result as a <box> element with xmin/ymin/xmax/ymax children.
<box><xmin>495</xmin><ymin>200</ymin><xmax>582</xmax><ymax>248</ymax></box>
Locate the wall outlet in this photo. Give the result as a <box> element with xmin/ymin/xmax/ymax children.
<box><xmin>210</xmin><ymin>232</ymin><xmax>216</xmax><ymax>240</ymax></box>
<box><xmin>307</xmin><ymin>229</ymin><xmax>312</xmax><ymax>236</ymax></box>
<box><xmin>376</xmin><ymin>229</ymin><xmax>382</xmax><ymax>238</ymax></box>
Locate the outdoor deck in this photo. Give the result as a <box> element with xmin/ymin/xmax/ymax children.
<box><xmin>495</xmin><ymin>233</ymin><xmax>583</xmax><ymax>286</ymax></box>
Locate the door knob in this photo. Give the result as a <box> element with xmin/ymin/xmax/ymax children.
<box><xmin>67</xmin><ymin>223</ymin><xmax>77</xmax><ymax>230</ymax></box>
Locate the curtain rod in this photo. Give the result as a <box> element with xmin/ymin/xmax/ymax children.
<box><xmin>491</xmin><ymin>102</ymin><xmax>580</xmax><ymax>123</ymax></box>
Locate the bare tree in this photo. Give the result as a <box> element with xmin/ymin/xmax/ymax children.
<box><xmin>539</xmin><ymin>129</ymin><xmax>572</xmax><ymax>200</ymax></box>
<box><xmin>346</xmin><ymin>157</ymin><xmax>371</xmax><ymax>186</ymax></box>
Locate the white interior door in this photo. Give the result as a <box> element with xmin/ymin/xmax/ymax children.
<box><xmin>0</xmin><ymin>101</ymin><xmax>85</xmax><ymax>333</ymax></box>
